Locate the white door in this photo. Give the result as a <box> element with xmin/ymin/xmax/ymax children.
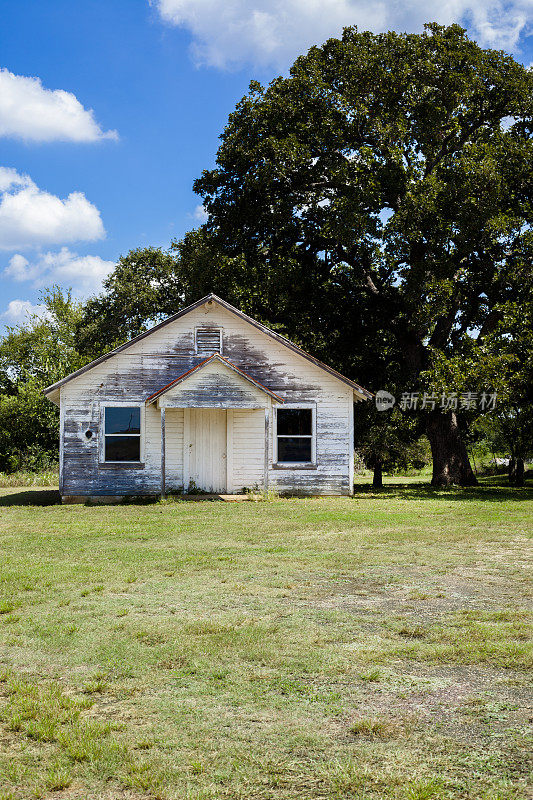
<box><xmin>186</xmin><ymin>409</ymin><xmax>227</xmax><ymax>493</ymax></box>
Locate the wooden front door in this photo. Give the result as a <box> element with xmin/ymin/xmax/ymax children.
<box><xmin>185</xmin><ymin>409</ymin><xmax>227</xmax><ymax>493</ymax></box>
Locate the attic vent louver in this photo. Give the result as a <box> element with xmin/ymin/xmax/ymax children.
<box><xmin>195</xmin><ymin>327</ymin><xmax>222</xmax><ymax>357</ymax></box>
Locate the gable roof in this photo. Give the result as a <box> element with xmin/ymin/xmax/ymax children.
<box><xmin>43</xmin><ymin>293</ymin><xmax>372</xmax><ymax>400</ymax></box>
<box><xmin>145</xmin><ymin>354</ymin><xmax>284</xmax><ymax>405</ymax></box>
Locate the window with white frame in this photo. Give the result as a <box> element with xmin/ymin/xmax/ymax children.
<box><xmin>275</xmin><ymin>406</ymin><xmax>315</xmax><ymax>464</ymax></box>
<box><xmin>195</xmin><ymin>327</ymin><xmax>222</xmax><ymax>357</ymax></box>
<box><xmin>103</xmin><ymin>406</ymin><xmax>141</xmax><ymax>462</ymax></box>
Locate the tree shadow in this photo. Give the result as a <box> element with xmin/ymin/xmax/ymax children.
<box><xmin>0</xmin><ymin>489</ymin><xmax>61</xmax><ymax>506</ymax></box>
<box><xmin>353</xmin><ymin>477</ymin><xmax>533</xmax><ymax>502</ymax></box>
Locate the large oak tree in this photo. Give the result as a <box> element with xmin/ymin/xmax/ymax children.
<box><xmin>189</xmin><ymin>23</ymin><xmax>532</xmax><ymax>486</ymax></box>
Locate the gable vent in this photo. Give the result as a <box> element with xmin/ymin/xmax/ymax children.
<box><xmin>195</xmin><ymin>327</ymin><xmax>222</xmax><ymax>356</ymax></box>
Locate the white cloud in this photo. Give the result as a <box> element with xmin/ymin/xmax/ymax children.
<box><xmin>193</xmin><ymin>203</ymin><xmax>208</xmax><ymax>222</ymax></box>
<box><xmin>0</xmin><ymin>166</ymin><xmax>33</xmax><ymax>193</ymax></box>
<box><xmin>4</xmin><ymin>253</ymin><xmax>39</xmax><ymax>282</ymax></box>
<box><xmin>1</xmin><ymin>299</ymin><xmax>50</xmax><ymax>324</ymax></box>
<box><xmin>0</xmin><ymin>68</ymin><xmax>118</xmax><ymax>143</ymax></box>
<box><xmin>153</xmin><ymin>0</ymin><xmax>533</xmax><ymax>69</ymax></box>
<box><xmin>4</xmin><ymin>247</ymin><xmax>115</xmax><ymax>294</ymax></box>
<box><xmin>0</xmin><ymin>167</ymin><xmax>105</xmax><ymax>251</ymax></box>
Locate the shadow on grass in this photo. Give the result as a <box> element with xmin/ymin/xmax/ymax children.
<box><xmin>0</xmin><ymin>479</ymin><xmax>531</xmax><ymax>506</ymax></box>
<box><xmin>353</xmin><ymin>476</ymin><xmax>533</xmax><ymax>502</ymax></box>
<box><xmin>0</xmin><ymin>489</ymin><xmax>61</xmax><ymax>506</ymax></box>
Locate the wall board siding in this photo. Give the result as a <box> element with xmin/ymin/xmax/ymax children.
<box><xmin>165</xmin><ymin>407</ymin><xmax>184</xmax><ymax>490</ymax></box>
<box><xmin>60</xmin><ymin>303</ymin><xmax>355</xmax><ymax>496</ymax></box>
<box><xmin>232</xmin><ymin>409</ymin><xmax>265</xmax><ymax>492</ymax></box>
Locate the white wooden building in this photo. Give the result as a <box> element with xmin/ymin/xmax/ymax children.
<box><xmin>44</xmin><ymin>294</ymin><xmax>371</xmax><ymax>500</ymax></box>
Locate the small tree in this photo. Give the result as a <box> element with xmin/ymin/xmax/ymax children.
<box><xmin>355</xmin><ymin>404</ymin><xmax>428</xmax><ymax>487</ymax></box>
<box><xmin>0</xmin><ymin>288</ymin><xmax>84</xmax><ymax>472</ymax></box>
<box><xmin>473</xmin><ymin>292</ymin><xmax>533</xmax><ymax>486</ymax></box>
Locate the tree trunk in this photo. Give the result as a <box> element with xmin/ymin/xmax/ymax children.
<box><xmin>372</xmin><ymin>460</ymin><xmax>383</xmax><ymax>488</ymax></box>
<box><xmin>516</xmin><ymin>458</ymin><xmax>525</xmax><ymax>487</ymax></box>
<box><xmin>426</xmin><ymin>411</ymin><xmax>478</xmax><ymax>486</ymax></box>
<box><xmin>510</xmin><ymin>457</ymin><xmax>525</xmax><ymax>487</ymax></box>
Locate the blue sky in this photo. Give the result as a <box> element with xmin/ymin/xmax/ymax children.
<box><xmin>1</xmin><ymin>0</ymin><xmax>531</xmax><ymax>328</ymax></box>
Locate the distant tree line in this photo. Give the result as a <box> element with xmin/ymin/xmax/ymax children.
<box><xmin>1</xmin><ymin>24</ymin><xmax>532</xmax><ymax>486</ymax></box>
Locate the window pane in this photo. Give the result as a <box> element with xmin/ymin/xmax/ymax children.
<box><xmin>105</xmin><ymin>407</ymin><xmax>140</xmax><ymax>434</ymax></box>
<box><xmin>277</xmin><ymin>408</ymin><xmax>312</xmax><ymax>436</ymax></box>
<box><xmin>105</xmin><ymin>436</ymin><xmax>140</xmax><ymax>462</ymax></box>
<box><xmin>277</xmin><ymin>437</ymin><xmax>312</xmax><ymax>462</ymax></box>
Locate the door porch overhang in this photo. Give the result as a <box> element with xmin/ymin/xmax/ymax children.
<box><xmin>145</xmin><ymin>354</ymin><xmax>284</xmax><ymax>410</ymax></box>
<box><xmin>147</xmin><ymin>355</ymin><xmax>279</xmax><ymax>497</ymax></box>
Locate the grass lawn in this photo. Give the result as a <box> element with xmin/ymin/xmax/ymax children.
<box><xmin>0</xmin><ymin>479</ymin><xmax>531</xmax><ymax>800</ymax></box>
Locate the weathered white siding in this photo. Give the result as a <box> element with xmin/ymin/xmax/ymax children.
<box><xmin>59</xmin><ymin>300</ymin><xmax>356</xmax><ymax>496</ymax></box>
<box><xmin>165</xmin><ymin>408</ymin><xmax>184</xmax><ymax>490</ymax></box>
<box><xmin>232</xmin><ymin>409</ymin><xmax>265</xmax><ymax>492</ymax></box>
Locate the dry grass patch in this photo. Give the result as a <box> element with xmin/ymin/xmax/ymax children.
<box><xmin>349</xmin><ymin>716</ymin><xmax>404</xmax><ymax>739</ymax></box>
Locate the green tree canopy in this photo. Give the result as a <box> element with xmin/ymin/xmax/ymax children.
<box><xmin>473</xmin><ymin>280</ymin><xmax>533</xmax><ymax>485</ymax></box>
<box><xmin>191</xmin><ymin>23</ymin><xmax>532</xmax><ymax>485</ymax></box>
<box><xmin>0</xmin><ymin>288</ymin><xmax>84</xmax><ymax>472</ymax></box>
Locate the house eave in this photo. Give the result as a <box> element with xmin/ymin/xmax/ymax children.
<box><xmin>46</xmin><ymin>387</ymin><xmax>61</xmax><ymax>406</ymax></box>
